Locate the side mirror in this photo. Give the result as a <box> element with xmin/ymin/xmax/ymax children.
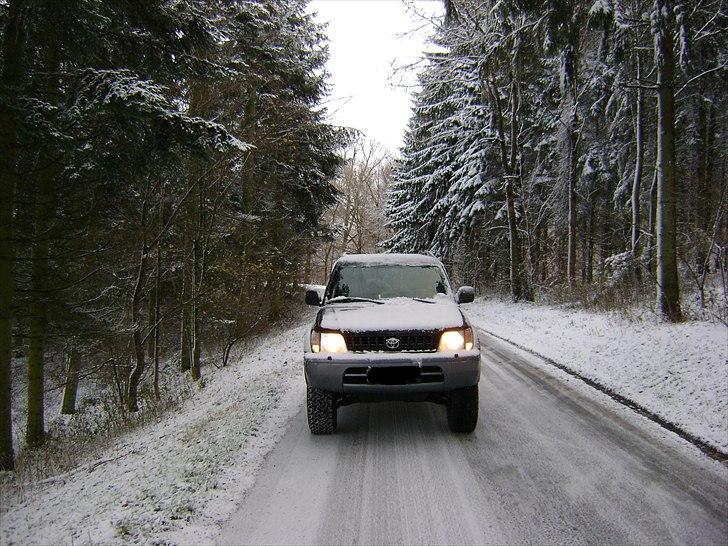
<box><xmin>456</xmin><ymin>286</ymin><xmax>475</xmax><ymax>304</ymax></box>
<box><xmin>305</xmin><ymin>289</ymin><xmax>322</xmax><ymax>306</ymax></box>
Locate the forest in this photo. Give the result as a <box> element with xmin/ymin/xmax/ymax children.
<box><xmin>0</xmin><ymin>0</ymin><xmax>726</xmax><ymax>480</ymax></box>
<box><xmin>0</xmin><ymin>0</ymin><xmax>346</xmax><ymax>472</ymax></box>
<box><xmin>385</xmin><ymin>0</ymin><xmax>726</xmax><ymax>322</ymax></box>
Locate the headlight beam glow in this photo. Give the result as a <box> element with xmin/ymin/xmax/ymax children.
<box><xmin>439</xmin><ymin>330</ymin><xmax>465</xmax><ymax>351</ymax></box>
<box><xmin>319</xmin><ymin>332</ymin><xmax>348</xmax><ymax>353</ymax></box>
<box><xmin>438</xmin><ymin>328</ymin><xmax>474</xmax><ymax>352</ymax></box>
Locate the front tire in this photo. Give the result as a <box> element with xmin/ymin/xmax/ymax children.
<box><xmin>447</xmin><ymin>385</ymin><xmax>478</xmax><ymax>433</ymax></box>
<box><xmin>307</xmin><ymin>386</ymin><xmax>337</xmax><ymax>434</ymax></box>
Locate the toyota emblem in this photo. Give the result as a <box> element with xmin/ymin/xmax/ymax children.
<box><xmin>385</xmin><ymin>337</ymin><xmax>400</xmax><ymax>350</ymax></box>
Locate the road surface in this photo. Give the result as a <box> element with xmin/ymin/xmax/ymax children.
<box><xmin>218</xmin><ymin>333</ymin><xmax>728</xmax><ymax>545</ymax></box>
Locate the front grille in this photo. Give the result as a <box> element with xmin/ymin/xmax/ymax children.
<box><xmin>343</xmin><ymin>366</ymin><xmax>444</xmax><ymax>385</ymax></box>
<box><xmin>344</xmin><ymin>332</ymin><xmax>438</xmax><ymax>353</ymax></box>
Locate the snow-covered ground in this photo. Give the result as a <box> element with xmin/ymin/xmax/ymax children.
<box><xmin>3</xmin><ymin>297</ymin><xmax>726</xmax><ymax>545</ymax></box>
<box><xmin>464</xmin><ymin>297</ymin><xmax>728</xmax><ymax>454</ymax></box>
<box><xmin>1</xmin><ymin>321</ymin><xmax>311</xmax><ymax>546</ymax></box>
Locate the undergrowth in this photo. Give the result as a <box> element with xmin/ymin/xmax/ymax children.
<box><xmin>0</xmin><ymin>297</ymin><xmax>312</xmax><ymax>508</ymax></box>
<box><xmin>0</xmin><ymin>379</ymin><xmax>194</xmax><ymax>506</ymax></box>
<box><xmin>481</xmin><ymin>270</ymin><xmax>727</xmax><ymax>325</ymax></box>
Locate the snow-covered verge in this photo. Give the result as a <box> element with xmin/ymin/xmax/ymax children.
<box><xmin>1</xmin><ymin>321</ymin><xmax>311</xmax><ymax>545</ymax></box>
<box><xmin>464</xmin><ymin>298</ymin><xmax>728</xmax><ymax>454</ymax></box>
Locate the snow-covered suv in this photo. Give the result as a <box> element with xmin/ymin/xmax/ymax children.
<box><xmin>303</xmin><ymin>253</ymin><xmax>480</xmax><ymax>434</ymax></box>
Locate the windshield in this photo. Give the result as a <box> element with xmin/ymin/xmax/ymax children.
<box><xmin>325</xmin><ymin>264</ymin><xmax>450</xmax><ymax>301</ymax></box>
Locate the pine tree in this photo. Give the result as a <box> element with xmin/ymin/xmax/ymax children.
<box><xmin>0</xmin><ymin>0</ymin><xmax>28</xmax><ymax>470</ymax></box>
<box><xmin>0</xmin><ymin>0</ymin><xmax>344</xmax><ymax>451</ymax></box>
<box><xmin>386</xmin><ymin>0</ymin><xmax>725</xmax><ymax>314</ymax></box>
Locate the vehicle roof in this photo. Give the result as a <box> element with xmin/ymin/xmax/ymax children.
<box><xmin>333</xmin><ymin>253</ymin><xmax>443</xmax><ymax>267</ymax></box>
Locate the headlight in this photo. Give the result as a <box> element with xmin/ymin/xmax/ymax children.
<box><xmin>311</xmin><ymin>331</ymin><xmax>347</xmax><ymax>353</ymax></box>
<box><xmin>438</xmin><ymin>328</ymin><xmax>474</xmax><ymax>352</ymax></box>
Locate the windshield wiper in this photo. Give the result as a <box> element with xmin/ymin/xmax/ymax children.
<box><xmin>409</xmin><ymin>297</ymin><xmax>437</xmax><ymax>304</ymax></box>
<box><xmin>326</xmin><ymin>296</ymin><xmax>384</xmax><ymax>305</ymax></box>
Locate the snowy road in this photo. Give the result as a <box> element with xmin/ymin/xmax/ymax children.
<box><xmin>217</xmin><ymin>333</ymin><xmax>728</xmax><ymax>545</ymax></box>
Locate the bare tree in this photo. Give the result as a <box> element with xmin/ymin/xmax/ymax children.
<box><xmin>315</xmin><ymin>138</ymin><xmax>391</xmax><ymax>278</ymax></box>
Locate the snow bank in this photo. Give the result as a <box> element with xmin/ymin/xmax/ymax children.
<box><xmin>1</xmin><ymin>321</ymin><xmax>311</xmax><ymax>545</ymax></box>
<box><xmin>465</xmin><ymin>298</ymin><xmax>728</xmax><ymax>454</ymax></box>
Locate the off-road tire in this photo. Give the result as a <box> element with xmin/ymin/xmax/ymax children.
<box><xmin>307</xmin><ymin>386</ymin><xmax>337</xmax><ymax>434</ymax></box>
<box><xmin>447</xmin><ymin>385</ymin><xmax>478</xmax><ymax>433</ymax></box>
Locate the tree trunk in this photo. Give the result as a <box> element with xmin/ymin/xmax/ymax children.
<box><xmin>566</xmin><ymin>121</ymin><xmax>578</xmax><ymax>286</ymax></box>
<box><xmin>645</xmin><ymin>170</ymin><xmax>658</xmax><ymax>272</ymax></box>
<box><xmin>531</xmin><ymin>223</ymin><xmax>540</xmax><ymax>287</ymax></box>
<box><xmin>112</xmin><ymin>353</ymin><xmax>127</xmax><ymax>413</ymax></box>
<box><xmin>179</xmin><ymin>166</ymin><xmax>196</xmax><ymax>376</ymax></box>
<box><xmin>190</xmin><ymin>238</ymin><xmax>201</xmax><ymax>381</ymax></box>
<box><xmin>654</xmin><ymin>0</ymin><xmax>682</xmax><ymax>322</ymax></box>
<box><xmin>147</xmin><ymin>280</ymin><xmax>156</xmax><ymax>359</ymax></box>
<box><xmin>701</xmin><ymin>97</ymin><xmax>715</xmax><ymax>236</ymax></box>
<box><xmin>505</xmin><ymin>180</ymin><xmax>523</xmax><ymax>301</ymax></box>
<box><xmin>26</xmin><ymin>172</ymin><xmax>53</xmax><ymax>448</ymax></box>
<box><xmin>153</xmin><ymin>241</ymin><xmax>161</xmax><ymax>400</ymax></box>
<box><xmin>585</xmin><ymin>210</ymin><xmax>595</xmax><ymax>284</ymax></box>
<box><xmin>590</xmin><ymin>216</ymin><xmax>596</xmax><ymax>282</ymax></box>
<box><xmin>560</xmin><ymin>45</ymin><xmax>580</xmax><ymax>288</ymax></box>
<box><xmin>126</xmin><ymin>242</ymin><xmax>149</xmax><ymax>412</ymax></box>
<box><xmin>0</xmin><ymin>0</ymin><xmax>27</xmax><ymax>471</ymax></box>
<box><xmin>508</xmin><ymin>70</ymin><xmax>526</xmax><ymax>300</ymax></box>
<box><xmin>61</xmin><ymin>348</ymin><xmax>80</xmax><ymax>414</ymax></box>
<box><xmin>0</xmin><ymin>167</ymin><xmax>16</xmax><ymax>460</ymax></box>
<box><xmin>179</xmin><ymin>224</ymin><xmax>192</xmax><ymax>372</ymax></box>
<box><xmin>25</xmin><ymin>5</ymin><xmax>62</xmax><ymax>449</ymax></box>
<box><xmin>482</xmin><ymin>57</ymin><xmax>531</xmax><ymax>302</ymax></box>
<box><xmin>150</xmin><ymin>197</ymin><xmax>163</xmax><ymax>400</ymax></box>
<box><xmin>539</xmin><ymin>224</ymin><xmax>547</xmax><ymax>283</ymax></box>
<box><xmin>631</xmin><ymin>54</ymin><xmax>644</xmax><ymax>261</ymax></box>
<box><xmin>181</xmin><ymin>75</ymin><xmax>208</xmax><ymax>376</ymax></box>
<box><xmin>189</xmin><ymin>163</ymin><xmax>204</xmax><ymax>381</ymax></box>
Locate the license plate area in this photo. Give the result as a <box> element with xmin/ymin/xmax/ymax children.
<box><xmin>366</xmin><ymin>366</ymin><xmax>420</xmax><ymax>385</ymax></box>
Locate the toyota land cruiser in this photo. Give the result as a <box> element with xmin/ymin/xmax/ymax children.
<box><xmin>303</xmin><ymin>253</ymin><xmax>480</xmax><ymax>434</ymax></box>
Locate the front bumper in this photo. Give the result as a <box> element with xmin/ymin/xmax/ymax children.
<box><xmin>304</xmin><ymin>350</ymin><xmax>481</xmax><ymax>394</ymax></box>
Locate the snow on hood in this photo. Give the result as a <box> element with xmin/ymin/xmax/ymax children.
<box><xmin>316</xmin><ymin>299</ymin><xmax>466</xmax><ymax>332</ymax></box>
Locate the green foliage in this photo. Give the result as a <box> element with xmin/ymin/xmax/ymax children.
<box><xmin>0</xmin><ymin>0</ymin><xmax>343</xmax><ymax>460</ymax></box>
<box><xmin>385</xmin><ymin>0</ymin><xmax>727</xmax><ymax>298</ymax></box>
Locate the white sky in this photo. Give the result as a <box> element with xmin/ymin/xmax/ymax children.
<box><xmin>308</xmin><ymin>0</ymin><xmax>443</xmax><ymax>154</ymax></box>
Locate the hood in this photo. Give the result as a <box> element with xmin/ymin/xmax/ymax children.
<box><xmin>316</xmin><ymin>300</ymin><xmax>466</xmax><ymax>333</ymax></box>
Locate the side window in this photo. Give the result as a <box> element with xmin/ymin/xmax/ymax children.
<box><xmin>325</xmin><ymin>267</ymin><xmax>340</xmax><ymax>300</ymax></box>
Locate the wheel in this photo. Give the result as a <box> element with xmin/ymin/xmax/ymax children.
<box><xmin>447</xmin><ymin>385</ymin><xmax>478</xmax><ymax>433</ymax></box>
<box><xmin>307</xmin><ymin>386</ymin><xmax>337</xmax><ymax>434</ymax></box>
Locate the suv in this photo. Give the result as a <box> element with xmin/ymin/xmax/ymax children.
<box><xmin>303</xmin><ymin>253</ymin><xmax>480</xmax><ymax>434</ymax></box>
